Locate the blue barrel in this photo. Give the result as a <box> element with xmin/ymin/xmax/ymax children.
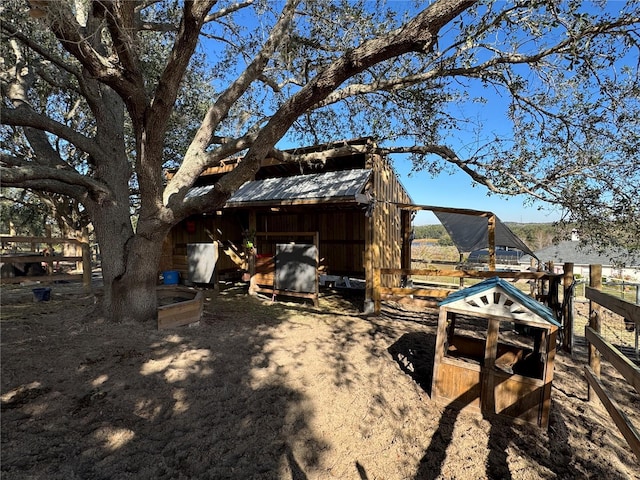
<box><xmin>163</xmin><ymin>270</ymin><xmax>179</xmax><ymax>285</ymax></box>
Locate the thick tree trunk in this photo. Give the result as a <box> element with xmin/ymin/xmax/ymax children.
<box><xmin>110</xmin><ymin>235</ymin><xmax>164</xmax><ymax>323</ymax></box>
<box><xmin>90</xmin><ymin>194</ymin><xmax>169</xmax><ymax>323</ymax></box>
<box><xmin>94</xmin><ymin>217</ymin><xmax>166</xmax><ymax>323</ymax></box>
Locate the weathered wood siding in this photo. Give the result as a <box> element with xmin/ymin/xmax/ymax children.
<box><xmin>254</xmin><ymin>210</ymin><xmax>366</xmax><ymax>277</ymax></box>
<box><xmin>366</xmin><ymin>153</ymin><xmax>412</xmax><ymax>296</ymax></box>
<box><xmin>162</xmin><ymin>214</ymin><xmax>245</xmax><ymax>279</ymax></box>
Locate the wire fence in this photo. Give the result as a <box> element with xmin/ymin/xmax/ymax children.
<box><xmin>571</xmin><ymin>280</ymin><xmax>639</xmax><ymax>362</ymax></box>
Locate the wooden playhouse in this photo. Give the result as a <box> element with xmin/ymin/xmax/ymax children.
<box><xmin>431</xmin><ymin>277</ymin><xmax>560</xmax><ymax>428</ymax></box>
<box><xmin>161</xmin><ymin>138</ymin><xmax>412</xmax><ymax>308</ymax></box>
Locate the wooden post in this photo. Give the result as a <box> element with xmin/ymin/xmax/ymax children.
<box><xmin>373</xmin><ymin>268</ymin><xmax>381</xmax><ymax>315</ymax></box>
<box><xmin>81</xmin><ymin>241</ymin><xmax>91</xmax><ymax>293</ymax></box>
<box><xmin>431</xmin><ymin>308</ymin><xmax>450</xmax><ymax>399</ymax></box>
<box><xmin>364</xmin><ymin>205</ymin><xmax>375</xmax><ymax>314</ymax></box>
<box><xmin>400</xmin><ymin>210</ymin><xmax>412</xmax><ymax>286</ymax></box>
<box><xmin>562</xmin><ymin>262</ymin><xmax>574</xmax><ymax>352</ymax></box>
<box><xmin>540</xmin><ymin>327</ymin><xmax>558</xmax><ymax>428</ymax></box>
<box><xmin>545</xmin><ymin>261</ymin><xmax>554</xmax><ymax>304</ymax></box>
<box><xmin>488</xmin><ymin>214</ymin><xmax>496</xmax><ymax>272</ymax></box>
<box><xmin>248</xmin><ymin>211</ymin><xmax>257</xmax><ymax>294</ymax></box>
<box><xmin>588</xmin><ymin>264</ymin><xmax>602</xmax><ymax>403</ymax></box>
<box><xmin>482</xmin><ymin>318</ymin><xmax>500</xmax><ymax>414</ymax></box>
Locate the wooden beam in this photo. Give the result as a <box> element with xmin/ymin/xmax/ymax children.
<box><xmin>588</xmin><ymin>264</ymin><xmax>603</xmax><ymax>403</ymax></box>
<box><xmin>584</xmin><ymin>365</ymin><xmax>640</xmax><ymax>460</ymax></box>
<box><xmin>0</xmin><ymin>235</ymin><xmax>86</xmax><ymax>245</ymax></box>
<box><xmin>562</xmin><ymin>262</ymin><xmax>575</xmax><ymax>352</ymax></box>
<box><xmin>255</xmin><ymin>231</ymin><xmax>318</xmax><ymax>238</ymax></box>
<box><xmin>0</xmin><ymin>255</ymin><xmax>82</xmax><ymax>263</ymax></box>
<box><xmin>585</xmin><ymin>326</ymin><xmax>640</xmax><ymax>394</ymax></box>
<box><xmin>396</xmin><ymin>203</ymin><xmax>494</xmax><ymax>217</ymax></box>
<box><xmin>488</xmin><ymin>214</ymin><xmax>496</xmax><ymax>272</ymax></box>
<box><xmin>586</xmin><ymin>286</ymin><xmax>640</xmax><ymax>326</ymax></box>
<box><xmin>379</xmin><ymin>267</ymin><xmax>560</xmax><ymax>280</ymax></box>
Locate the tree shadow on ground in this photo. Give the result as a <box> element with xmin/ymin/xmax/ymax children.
<box><xmin>386</xmin><ymin>330</ymin><xmax>516</xmax><ymax>480</ymax></box>
<box><xmin>387</xmin><ymin>331</ymin><xmax>436</xmax><ymax>396</ymax></box>
<box><xmin>0</xmin><ymin>286</ymin><xmax>327</xmax><ymax>479</ymax></box>
<box><xmin>385</xmin><ymin>326</ymin><xmax>635</xmax><ymax>480</ymax></box>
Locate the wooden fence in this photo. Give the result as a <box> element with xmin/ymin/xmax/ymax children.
<box><xmin>372</xmin><ymin>266</ymin><xmax>566</xmax><ymax>315</ymax></box>
<box><xmin>585</xmin><ymin>264</ymin><xmax>640</xmax><ymax>460</ymax></box>
<box><xmin>0</xmin><ymin>236</ymin><xmax>91</xmax><ymax>291</ymax></box>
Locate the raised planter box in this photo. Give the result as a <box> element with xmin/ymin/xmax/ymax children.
<box><xmin>157</xmin><ymin>286</ymin><xmax>203</xmax><ymax>329</ymax></box>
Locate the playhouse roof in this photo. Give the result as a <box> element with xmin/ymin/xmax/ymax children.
<box><xmin>186</xmin><ymin>169</ymin><xmax>371</xmax><ymax>207</ymax></box>
<box><xmin>439</xmin><ymin>277</ymin><xmax>560</xmax><ymax>327</ymax></box>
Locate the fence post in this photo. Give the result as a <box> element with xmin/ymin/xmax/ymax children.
<box><xmin>82</xmin><ymin>242</ymin><xmax>91</xmax><ymax>293</ymax></box>
<box><xmin>562</xmin><ymin>262</ymin><xmax>574</xmax><ymax>352</ymax></box>
<box><xmin>588</xmin><ymin>264</ymin><xmax>602</xmax><ymax>403</ymax></box>
<box><xmin>636</xmin><ymin>284</ymin><xmax>640</xmax><ymax>362</ymax></box>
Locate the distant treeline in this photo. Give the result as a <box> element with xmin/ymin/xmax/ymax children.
<box><xmin>413</xmin><ymin>223</ymin><xmax>557</xmax><ymax>251</ymax></box>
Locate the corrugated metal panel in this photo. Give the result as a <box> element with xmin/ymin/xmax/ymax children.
<box><xmin>229</xmin><ymin>169</ymin><xmax>371</xmax><ymax>205</ymax></box>
<box><xmin>185</xmin><ymin>169</ymin><xmax>371</xmax><ymax>205</ymax></box>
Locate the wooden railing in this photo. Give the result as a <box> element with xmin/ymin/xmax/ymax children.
<box><xmin>372</xmin><ymin>267</ymin><xmax>564</xmax><ymax>315</ymax></box>
<box><xmin>585</xmin><ymin>265</ymin><xmax>640</xmax><ymax>460</ymax></box>
<box><xmin>0</xmin><ymin>236</ymin><xmax>91</xmax><ymax>291</ymax></box>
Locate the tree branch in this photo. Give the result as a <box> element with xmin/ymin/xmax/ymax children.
<box><xmin>1</xmin><ymin>105</ymin><xmax>103</xmax><ymax>161</ymax></box>
<box><xmin>0</xmin><ymin>19</ymin><xmax>83</xmax><ymax>80</ymax></box>
<box><xmin>165</xmin><ymin>0</ymin><xmax>302</xmax><ymax>209</ymax></box>
<box><xmin>314</xmin><ymin>13</ymin><xmax>640</xmax><ymax>109</ymax></box>
<box><xmin>0</xmin><ymin>159</ymin><xmax>111</xmax><ymax>203</ymax></box>
<box><xmin>188</xmin><ymin>0</ymin><xmax>477</xmax><ymax>212</ymax></box>
<box><xmin>204</xmin><ymin>1</ymin><xmax>254</xmax><ymax>23</ymax></box>
<box><xmin>147</xmin><ymin>0</ymin><xmax>218</xmax><ymax>134</ymax></box>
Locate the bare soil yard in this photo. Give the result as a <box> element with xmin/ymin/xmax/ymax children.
<box><xmin>1</xmin><ymin>282</ymin><xmax>638</xmax><ymax>479</ymax></box>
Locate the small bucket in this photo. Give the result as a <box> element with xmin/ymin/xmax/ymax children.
<box><xmin>32</xmin><ymin>287</ymin><xmax>51</xmax><ymax>302</ymax></box>
<box><xmin>162</xmin><ymin>270</ymin><xmax>179</xmax><ymax>285</ymax></box>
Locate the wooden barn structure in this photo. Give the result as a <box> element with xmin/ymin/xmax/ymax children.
<box><xmin>161</xmin><ymin>138</ymin><xmax>412</xmax><ymax>308</ymax></box>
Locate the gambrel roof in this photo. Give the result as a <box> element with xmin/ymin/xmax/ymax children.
<box><xmin>439</xmin><ymin>277</ymin><xmax>560</xmax><ymax>327</ymax></box>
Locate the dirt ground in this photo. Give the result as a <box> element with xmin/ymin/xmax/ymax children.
<box><xmin>1</xmin><ymin>281</ymin><xmax>639</xmax><ymax>480</ymax></box>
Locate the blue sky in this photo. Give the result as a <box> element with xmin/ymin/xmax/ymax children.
<box><xmin>214</xmin><ymin>1</ymin><xmax>626</xmax><ymax>227</ymax></box>
<box><xmin>391</xmin><ymin>159</ymin><xmax>561</xmax><ymax>225</ymax></box>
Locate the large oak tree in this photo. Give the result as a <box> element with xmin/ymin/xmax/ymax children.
<box><xmin>1</xmin><ymin>0</ymin><xmax>638</xmax><ymax>322</ymax></box>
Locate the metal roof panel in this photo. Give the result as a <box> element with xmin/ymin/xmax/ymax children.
<box><xmin>229</xmin><ymin>169</ymin><xmax>371</xmax><ymax>204</ymax></box>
